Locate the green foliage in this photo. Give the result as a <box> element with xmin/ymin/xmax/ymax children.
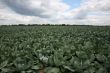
<box><xmin>0</xmin><ymin>26</ymin><xmax>110</xmax><ymax>73</ymax></box>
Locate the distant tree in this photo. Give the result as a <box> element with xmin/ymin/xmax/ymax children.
<box><xmin>42</xmin><ymin>24</ymin><xmax>46</xmax><ymax>26</ymax></box>
<box><xmin>28</xmin><ymin>24</ymin><xmax>31</xmax><ymax>26</ymax></box>
<box><xmin>18</xmin><ymin>24</ymin><xmax>25</xmax><ymax>26</ymax></box>
<box><xmin>46</xmin><ymin>24</ymin><xmax>50</xmax><ymax>26</ymax></box>
<box><xmin>62</xmin><ymin>24</ymin><xmax>66</xmax><ymax>26</ymax></box>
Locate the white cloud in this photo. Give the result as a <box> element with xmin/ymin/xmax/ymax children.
<box><xmin>83</xmin><ymin>0</ymin><xmax>110</xmax><ymax>11</ymax></box>
<box><xmin>0</xmin><ymin>0</ymin><xmax>110</xmax><ymax>25</ymax></box>
<box><xmin>57</xmin><ymin>0</ymin><xmax>110</xmax><ymax>25</ymax></box>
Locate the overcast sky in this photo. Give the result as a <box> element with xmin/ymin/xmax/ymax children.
<box><xmin>0</xmin><ymin>0</ymin><xmax>110</xmax><ymax>25</ymax></box>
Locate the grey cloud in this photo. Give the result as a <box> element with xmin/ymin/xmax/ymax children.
<box><xmin>0</xmin><ymin>19</ymin><xmax>6</xmax><ymax>20</ymax></box>
<box><xmin>0</xmin><ymin>0</ymin><xmax>69</xmax><ymax>18</ymax></box>
<box><xmin>73</xmin><ymin>10</ymin><xmax>88</xmax><ymax>19</ymax></box>
<box><xmin>0</xmin><ymin>0</ymin><xmax>51</xmax><ymax>18</ymax></box>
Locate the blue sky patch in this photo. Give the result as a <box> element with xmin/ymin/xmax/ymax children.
<box><xmin>63</xmin><ymin>0</ymin><xmax>81</xmax><ymax>9</ymax></box>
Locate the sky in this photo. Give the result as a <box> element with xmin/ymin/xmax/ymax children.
<box><xmin>0</xmin><ymin>0</ymin><xmax>110</xmax><ymax>25</ymax></box>
<box><xmin>63</xmin><ymin>0</ymin><xmax>81</xmax><ymax>9</ymax></box>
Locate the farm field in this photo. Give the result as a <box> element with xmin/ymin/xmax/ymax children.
<box><xmin>0</xmin><ymin>25</ymin><xmax>110</xmax><ymax>73</ymax></box>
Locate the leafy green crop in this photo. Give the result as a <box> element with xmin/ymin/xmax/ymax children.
<box><xmin>0</xmin><ymin>25</ymin><xmax>110</xmax><ymax>73</ymax></box>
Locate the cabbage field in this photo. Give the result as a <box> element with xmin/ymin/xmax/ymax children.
<box><xmin>0</xmin><ymin>25</ymin><xmax>110</xmax><ymax>73</ymax></box>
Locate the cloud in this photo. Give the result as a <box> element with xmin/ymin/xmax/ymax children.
<box><xmin>0</xmin><ymin>0</ymin><xmax>69</xmax><ymax>24</ymax></box>
<box><xmin>56</xmin><ymin>0</ymin><xmax>110</xmax><ymax>25</ymax></box>
<box><xmin>83</xmin><ymin>0</ymin><xmax>110</xmax><ymax>11</ymax></box>
<box><xmin>0</xmin><ymin>0</ymin><xmax>110</xmax><ymax>25</ymax></box>
<box><xmin>0</xmin><ymin>0</ymin><xmax>69</xmax><ymax>18</ymax></box>
<box><xmin>0</xmin><ymin>6</ymin><xmax>50</xmax><ymax>24</ymax></box>
<box><xmin>65</xmin><ymin>0</ymin><xmax>110</xmax><ymax>19</ymax></box>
